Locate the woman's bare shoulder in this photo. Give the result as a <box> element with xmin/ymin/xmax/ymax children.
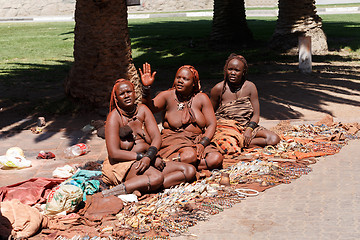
<box><xmin>138</xmin><ymin>103</ymin><xmax>148</xmax><ymax>110</ymax></box>
<box><xmin>106</xmin><ymin>109</ymin><xmax>120</xmax><ymax>128</ymax></box>
<box><xmin>154</xmin><ymin>88</ymin><xmax>173</xmax><ymax>101</ymax></box>
<box><xmin>158</xmin><ymin>88</ymin><xmax>173</xmax><ymax>96</ymax></box>
<box><xmin>243</xmin><ymin>80</ymin><xmax>258</xmax><ymax>97</ymax></box>
<box><xmin>138</xmin><ymin>103</ymin><xmax>153</xmax><ymax>114</ymax></box>
<box><xmin>196</xmin><ymin>92</ymin><xmax>211</xmax><ymax>99</ymax></box>
<box><xmin>212</xmin><ymin>81</ymin><xmax>225</xmax><ymax>91</ymax></box>
<box><xmin>194</xmin><ymin>92</ymin><xmax>212</xmax><ymax>106</ymax></box>
<box><xmin>244</xmin><ymin>80</ymin><xmax>257</xmax><ymax>89</ymax></box>
<box><xmin>107</xmin><ymin>109</ymin><xmax>117</xmax><ymax>120</ymax></box>
<box><xmin>210</xmin><ymin>81</ymin><xmax>225</xmax><ymax>95</ymax></box>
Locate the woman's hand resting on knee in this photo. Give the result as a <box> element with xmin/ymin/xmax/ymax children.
<box><xmin>154</xmin><ymin>158</ymin><xmax>166</xmax><ymax>171</ymax></box>
<box><xmin>135</xmin><ymin>157</ymin><xmax>151</xmax><ymax>174</ymax></box>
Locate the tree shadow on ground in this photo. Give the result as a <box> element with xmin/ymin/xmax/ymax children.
<box><xmin>1</xmin><ymin>18</ymin><xmax>360</xmax><ymax>141</ymax></box>
<box><xmin>0</xmin><ymin>61</ymin><xmax>103</xmax><ymax>146</ymax></box>
<box><xmin>255</xmin><ymin>62</ymin><xmax>360</xmax><ymax>120</ymax></box>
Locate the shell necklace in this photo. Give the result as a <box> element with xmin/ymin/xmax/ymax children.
<box><xmin>175</xmin><ymin>93</ymin><xmax>193</xmax><ymax>111</ymax></box>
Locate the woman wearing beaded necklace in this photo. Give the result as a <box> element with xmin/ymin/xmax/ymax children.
<box><xmin>101</xmin><ymin>79</ymin><xmax>196</xmax><ymax>197</ymax></box>
<box><xmin>140</xmin><ymin>63</ymin><xmax>223</xmax><ymax>171</ymax></box>
<box><xmin>210</xmin><ymin>53</ymin><xmax>280</xmax><ymax>157</ymax></box>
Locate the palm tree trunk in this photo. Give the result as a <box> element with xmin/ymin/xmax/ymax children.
<box><xmin>269</xmin><ymin>0</ymin><xmax>328</xmax><ymax>54</ymax></box>
<box><xmin>65</xmin><ymin>0</ymin><xmax>140</xmax><ymax>108</ymax></box>
<box><xmin>210</xmin><ymin>0</ymin><xmax>253</xmax><ymax>47</ymax></box>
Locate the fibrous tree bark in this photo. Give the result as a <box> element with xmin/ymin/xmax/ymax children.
<box><xmin>65</xmin><ymin>0</ymin><xmax>140</xmax><ymax>108</ymax></box>
<box><xmin>211</xmin><ymin>0</ymin><xmax>253</xmax><ymax>47</ymax></box>
<box><xmin>269</xmin><ymin>0</ymin><xmax>328</xmax><ymax>54</ymax></box>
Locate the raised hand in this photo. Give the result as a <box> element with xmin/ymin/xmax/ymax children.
<box><xmin>139</xmin><ymin>62</ymin><xmax>157</xmax><ymax>86</ymax></box>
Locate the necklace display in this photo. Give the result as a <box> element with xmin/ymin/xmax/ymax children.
<box><xmin>175</xmin><ymin>94</ymin><xmax>193</xmax><ymax>111</ymax></box>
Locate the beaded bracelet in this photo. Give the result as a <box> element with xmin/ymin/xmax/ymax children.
<box><xmin>235</xmin><ymin>188</ymin><xmax>259</xmax><ymax>197</ymax></box>
<box><xmin>246</xmin><ymin>126</ymin><xmax>254</xmax><ymax>131</ymax></box>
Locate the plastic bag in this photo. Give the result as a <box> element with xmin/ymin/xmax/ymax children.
<box><xmin>117</xmin><ymin>194</ymin><xmax>138</xmax><ymax>203</ymax></box>
<box><xmin>44</xmin><ymin>184</ymin><xmax>83</xmax><ymax>215</ymax></box>
<box><xmin>52</xmin><ymin>165</ymin><xmax>76</xmax><ymax>178</ymax></box>
<box><xmin>0</xmin><ymin>147</ymin><xmax>32</xmax><ymax>169</ymax></box>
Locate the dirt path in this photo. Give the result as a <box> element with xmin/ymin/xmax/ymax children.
<box><xmin>252</xmin><ymin>55</ymin><xmax>360</xmax><ymax>123</ymax></box>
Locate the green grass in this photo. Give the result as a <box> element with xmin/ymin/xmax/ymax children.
<box><xmin>0</xmin><ymin>22</ymin><xmax>74</xmax><ymax>83</ymax></box>
<box><xmin>0</xmin><ymin>13</ymin><xmax>359</xmax><ymax>115</ymax></box>
<box><xmin>315</xmin><ymin>3</ymin><xmax>360</xmax><ymax>8</ymax></box>
<box><xmin>0</xmin><ymin>22</ymin><xmax>74</xmax><ymax>62</ymax></box>
<box><xmin>252</xmin><ymin>3</ymin><xmax>360</xmax><ymax>10</ymax></box>
<box><xmin>0</xmin><ymin>22</ymin><xmax>75</xmax><ymax>115</ymax></box>
<box><xmin>321</xmin><ymin>14</ymin><xmax>360</xmax><ymax>53</ymax></box>
<box><xmin>127</xmin><ymin>3</ymin><xmax>360</xmax><ymax>13</ymax></box>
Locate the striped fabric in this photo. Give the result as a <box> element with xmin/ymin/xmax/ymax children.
<box><xmin>213</xmin><ymin>96</ymin><xmax>263</xmax><ymax>160</ymax></box>
<box><xmin>215</xmin><ymin>96</ymin><xmax>254</xmax><ymax>126</ymax></box>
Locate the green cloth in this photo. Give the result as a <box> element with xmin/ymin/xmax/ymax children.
<box><xmin>63</xmin><ymin>169</ymin><xmax>102</xmax><ymax>200</ymax></box>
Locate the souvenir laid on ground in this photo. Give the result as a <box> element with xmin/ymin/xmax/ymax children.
<box><xmin>0</xmin><ymin>147</ymin><xmax>32</xmax><ymax>169</ymax></box>
<box><xmin>235</xmin><ymin>120</ymin><xmax>360</xmax><ymax>166</ymax></box>
<box><xmin>52</xmin><ymin>165</ymin><xmax>76</xmax><ymax>178</ymax></box>
<box><xmin>5</xmin><ymin>118</ymin><xmax>360</xmax><ymax>240</ymax></box>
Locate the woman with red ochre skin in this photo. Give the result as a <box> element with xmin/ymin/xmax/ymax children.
<box><xmin>140</xmin><ymin>63</ymin><xmax>223</xmax><ymax>171</ymax></box>
<box><xmin>101</xmin><ymin>79</ymin><xmax>196</xmax><ymax>197</ymax></box>
<box><xmin>210</xmin><ymin>53</ymin><xmax>280</xmax><ymax>151</ymax></box>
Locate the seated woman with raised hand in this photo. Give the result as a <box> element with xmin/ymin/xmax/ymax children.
<box><xmin>210</xmin><ymin>53</ymin><xmax>280</xmax><ymax>157</ymax></box>
<box><xmin>140</xmin><ymin>63</ymin><xmax>223</xmax><ymax>171</ymax></box>
<box><xmin>102</xmin><ymin>79</ymin><xmax>196</xmax><ymax>197</ymax></box>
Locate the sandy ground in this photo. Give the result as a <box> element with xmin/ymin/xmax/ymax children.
<box><xmin>254</xmin><ymin>58</ymin><xmax>360</xmax><ymax>123</ymax></box>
